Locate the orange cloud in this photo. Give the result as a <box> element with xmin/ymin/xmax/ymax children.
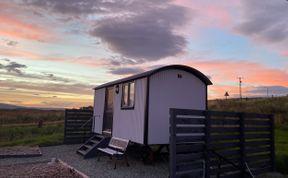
<box><xmin>0</xmin><ymin>0</ymin><xmax>55</xmax><ymax>42</ymax></box>
<box><xmin>188</xmin><ymin>60</ymin><xmax>288</xmax><ymax>85</ymax></box>
<box><xmin>184</xmin><ymin>60</ymin><xmax>288</xmax><ymax>98</ymax></box>
<box><xmin>0</xmin><ymin>44</ymin><xmax>108</xmax><ymax>67</ymax></box>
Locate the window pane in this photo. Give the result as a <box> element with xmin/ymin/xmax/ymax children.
<box><xmin>122</xmin><ymin>84</ymin><xmax>129</xmax><ymax>107</ymax></box>
<box><xmin>129</xmin><ymin>82</ymin><xmax>135</xmax><ymax>107</ymax></box>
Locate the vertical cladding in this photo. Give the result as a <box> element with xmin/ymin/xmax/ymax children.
<box><xmin>148</xmin><ymin>69</ymin><xmax>207</xmax><ymax>144</ymax></box>
<box><xmin>93</xmin><ymin>88</ymin><xmax>106</xmax><ymax>134</ymax></box>
<box><xmin>112</xmin><ymin>78</ymin><xmax>147</xmax><ymax>144</ymax></box>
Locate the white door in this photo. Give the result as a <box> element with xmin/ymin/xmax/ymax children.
<box><xmin>93</xmin><ymin>88</ymin><xmax>106</xmax><ymax>134</ymax></box>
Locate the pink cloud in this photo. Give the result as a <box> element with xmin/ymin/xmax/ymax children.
<box><xmin>173</xmin><ymin>0</ymin><xmax>237</xmax><ymax>27</ymax></box>
<box><xmin>282</xmin><ymin>51</ymin><xmax>288</xmax><ymax>57</ymax></box>
<box><xmin>0</xmin><ymin>15</ymin><xmax>55</xmax><ymax>42</ymax></box>
<box><xmin>0</xmin><ymin>1</ymin><xmax>56</xmax><ymax>42</ymax></box>
<box><xmin>184</xmin><ymin>60</ymin><xmax>288</xmax><ymax>98</ymax></box>
<box><xmin>188</xmin><ymin>60</ymin><xmax>288</xmax><ymax>85</ymax></box>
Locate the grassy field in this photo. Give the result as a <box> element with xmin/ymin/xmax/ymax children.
<box><xmin>0</xmin><ymin>124</ymin><xmax>64</xmax><ymax>147</ymax></box>
<box><xmin>0</xmin><ymin>109</ymin><xmax>64</xmax><ymax>147</ymax></box>
<box><xmin>0</xmin><ymin>109</ymin><xmax>64</xmax><ymax>125</ymax></box>
<box><xmin>275</xmin><ymin>125</ymin><xmax>288</xmax><ymax>174</ymax></box>
<box><xmin>209</xmin><ymin>96</ymin><xmax>288</xmax><ymax>125</ymax></box>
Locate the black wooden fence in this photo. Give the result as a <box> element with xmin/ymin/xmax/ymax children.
<box><xmin>64</xmin><ymin>109</ymin><xmax>93</xmax><ymax>144</ymax></box>
<box><xmin>170</xmin><ymin>109</ymin><xmax>274</xmax><ymax>178</ymax></box>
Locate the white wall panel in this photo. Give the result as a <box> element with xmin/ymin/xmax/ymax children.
<box><xmin>148</xmin><ymin>69</ymin><xmax>206</xmax><ymax>144</ymax></box>
<box><xmin>112</xmin><ymin>78</ymin><xmax>147</xmax><ymax>144</ymax></box>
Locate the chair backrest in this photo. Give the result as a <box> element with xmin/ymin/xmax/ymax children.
<box><xmin>108</xmin><ymin>137</ymin><xmax>129</xmax><ymax>152</ymax></box>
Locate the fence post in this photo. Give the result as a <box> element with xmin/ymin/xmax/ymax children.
<box><xmin>169</xmin><ymin>109</ymin><xmax>176</xmax><ymax>178</ymax></box>
<box><xmin>204</xmin><ymin>111</ymin><xmax>211</xmax><ymax>178</ymax></box>
<box><xmin>269</xmin><ymin>114</ymin><xmax>275</xmax><ymax>171</ymax></box>
<box><xmin>239</xmin><ymin>113</ymin><xmax>246</xmax><ymax>177</ymax></box>
<box><xmin>64</xmin><ymin>109</ymin><xmax>68</xmax><ymax>143</ymax></box>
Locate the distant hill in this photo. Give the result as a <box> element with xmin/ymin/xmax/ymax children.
<box><xmin>0</xmin><ymin>103</ymin><xmax>64</xmax><ymax>110</ymax></box>
<box><xmin>0</xmin><ymin>103</ymin><xmax>26</xmax><ymax>110</ymax></box>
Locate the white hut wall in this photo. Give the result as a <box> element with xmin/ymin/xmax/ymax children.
<box><xmin>112</xmin><ymin>77</ymin><xmax>147</xmax><ymax>144</ymax></box>
<box><xmin>148</xmin><ymin>69</ymin><xmax>206</xmax><ymax>144</ymax></box>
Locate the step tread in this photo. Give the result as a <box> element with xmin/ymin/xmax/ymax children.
<box><xmin>83</xmin><ymin>144</ymin><xmax>94</xmax><ymax>149</ymax></box>
<box><xmin>90</xmin><ymin>139</ymin><xmax>101</xmax><ymax>144</ymax></box>
<box><xmin>77</xmin><ymin>149</ymin><xmax>87</xmax><ymax>155</ymax></box>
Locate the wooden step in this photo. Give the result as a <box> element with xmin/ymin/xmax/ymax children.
<box><xmin>83</xmin><ymin>145</ymin><xmax>93</xmax><ymax>150</ymax></box>
<box><xmin>76</xmin><ymin>135</ymin><xmax>111</xmax><ymax>159</ymax></box>
<box><xmin>76</xmin><ymin>149</ymin><xmax>87</xmax><ymax>155</ymax></box>
<box><xmin>90</xmin><ymin>140</ymin><xmax>100</xmax><ymax>144</ymax></box>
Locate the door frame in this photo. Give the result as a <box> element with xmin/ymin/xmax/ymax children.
<box><xmin>102</xmin><ymin>86</ymin><xmax>114</xmax><ymax>136</ymax></box>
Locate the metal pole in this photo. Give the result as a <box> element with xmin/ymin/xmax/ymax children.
<box><xmin>237</xmin><ymin>77</ymin><xmax>242</xmax><ymax>101</ymax></box>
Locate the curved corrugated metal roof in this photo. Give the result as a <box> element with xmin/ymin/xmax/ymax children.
<box><xmin>94</xmin><ymin>65</ymin><xmax>212</xmax><ymax>89</ymax></box>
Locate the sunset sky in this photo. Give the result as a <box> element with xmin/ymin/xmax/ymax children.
<box><xmin>0</xmin><ymin>0</ymin><xmax>288</xmax><ymax>108</ymax></box>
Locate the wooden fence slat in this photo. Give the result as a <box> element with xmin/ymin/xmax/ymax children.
<box><xmin>171</xmin><ymin>108</ymin><xmax>205</xmax><ymax>116</ymax></box>
<box><xmin>176</xmin><ymin>143</ymin><xmax>205</xmax><ymax>153</ymax></box>
<box><xmin>245</xmin><ymin>140</ymin><xmax>271</xmax><ymax>147</ymax></box>
<box><xmin>252</xmin><ymin>166</ymin><xmax>272</xmax><ymax>175</ymax></box>
<box><xmin>210</xmin><ymin>165</ymin><xmax>239</xmax><ymax>175</ymax></box>
<box><xmin>176</xmin><ymin>152</ymin><xmax>204</xmax><ymax>163</ymax></box>
<box><xmin>208</xmin><ymin>111</ymin><xmax>240</xmax><ymax>117</ymax></box>
<box><xmin>245</xmin><ymin>133</ymin><xmax>271</xmax><ymax>139</ymax></box>
<box><xmin>216</xmin><ymin>149</ymin><xmax>241</xmax><ymax>157</ymax></box>
<box><xmin>176</xmin><ymin>127</ymin><xmax>205</xmax><ymax>133</ymax></box>
<box><xmin>244</xmin><ymin>126</ymin><xmax>271</xmax><ymax>132</ymax></box>
<box><xmin>244</xmin><ymin>113</ymin><xmax>272</xmax><ymax>119</ymax></box>
<box><xmin>245</xmin><ymin>146</ymin><xmax>271</xmax><ymax>155</ymax></box>
<box><xmin>210</xmin><ymin>134</ymin><xmax>240</xmax><ymax>141</ymax></box>
<box><xmin>176</xmin><ymin>135</ymin><xmax>205</xmax><ymax>143</ymax></box>
<box><xmin>246</xmin><ymin>153</ymin><xmax>271</xmax><ymax>162</ymax></box>
<box><xmin>210</xmin><ymin>127</ymin><xmax>239</xmax><ymax>133</ymax></box>
<box><xmin>211</xmin><ymin>119</ymin><xmax>239</xmax><ymax>125</ymax></box>
<box><xmin>245</xmin><ymin>119</ymin><xmax>270</xmax><ymax>125</ymax></box>
<box><xmin>175</xmin><ymin>169</ymin><xmax>204</xmax><ymax>178</ymax></box>
<box><xmin>218</xmin><ymin>171</ymin><xmax>242</xmax><ymax>178</ymax></box>
<box><xmin>175</xmin><ymin>118</ymin><xmax>205</xmax><ymax>125</ymax></box>
<box><xmin>176</xmin><ymin>161</ymin><xmax>204</xmax><ymax>172</ymax></box>
<box><xmin>248</xmin><ymin>160</ymin><xmax>271</xmax><ymax>169</ymax></box>
<box><xmin>210</xmin><ymin>158</ymin><xmax>241</xmax><ymax>166</ymax></box>
<box><xmin>210</xmin><ymin>142</ymin><xmax>240</xmax><ymax>150</ymax></box>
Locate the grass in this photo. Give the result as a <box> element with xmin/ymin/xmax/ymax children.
<box><xmin>209</xmin><ymin>96</ymin><xmax>288</xmax><ymax>125</ymax></box>
<box><xmin>275</xmin><ymin>125</ymin><xmax>288</xmax><ymax>174</ymax></box>
<box><xmin>0</xmin><ymin>123</ymin><xmax>64</xmax><ymax>147</ymax></box>
<box><xmin>0</xmin><ymin>109</ymin><xmax>65</xmax><ymax>146</ymax></box>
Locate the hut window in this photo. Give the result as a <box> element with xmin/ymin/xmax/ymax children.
<box><xmin>121</xmin><ymin>81</ymin><xmax>135</xmax><ymax>109</ymax></box>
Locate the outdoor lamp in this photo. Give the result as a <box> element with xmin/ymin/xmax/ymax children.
<box><xmin>115</xmin><ymin>85</ymin><xmax>119</xmax><ymax>94</ymax></box>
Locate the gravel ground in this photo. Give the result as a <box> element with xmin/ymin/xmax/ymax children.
<box><xmin>0</xmin><ymin>160</ymin><xmax>84</xmax><ymax>178</ymax></box>
<box><xmin>0</xmin><ymin>146</ymin><xmax>41</xmax><ymax>158</ymax></box>
<box><xmin>0</xmin><ymin>144</ymin><xmax>168</xmax><ymax>178</ymax></box>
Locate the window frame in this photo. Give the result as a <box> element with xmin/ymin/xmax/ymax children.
<box><xmin>121</xmin><ymin>81</ymin><xmax>135</xmax><ymax>110</ymax></box>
